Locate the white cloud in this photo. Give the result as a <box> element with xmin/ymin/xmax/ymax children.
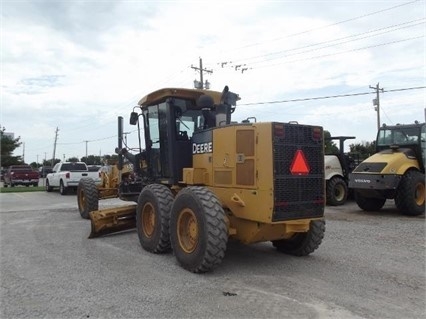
<box><xmin>1</xmin><ymin>0</ymin><xmax>424</xmax><ymax>163</ymax></box>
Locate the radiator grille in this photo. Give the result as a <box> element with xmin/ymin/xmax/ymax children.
<box><xmin>272</xmin><ymin>123</ymin><xmax>325</xmax><ymax>221</ymax></box>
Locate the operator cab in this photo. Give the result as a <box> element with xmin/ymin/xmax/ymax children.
<box><xmin>376</xmin><ymin>122</ymin><xmax>426</xmax><ymax>172</ymax></box>
<box><xmin>129</xmin><ymin>86</ymin><xmax>239</xmax><ymax>185</ymax></box>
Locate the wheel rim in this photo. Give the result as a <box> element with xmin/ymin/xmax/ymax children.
<box><xmin>141</xmin><ymin>203</ymin><xmax>155</xmax><ymax>238</ymax></box>
<box><xmin>414</xmin><ymin>182</ymin><xmax>425</xmax><ymax>206</ymax></box>
<box><xmin>177</xmin><ymin>208</ymin><xmax>198</xmax><ymax>253</ymax></box>
<box><xmin>78</xmin><ymin>190</ymin><xmax>86</xmax><ymax>209</ymax></box>
<box><xmin>334</xmin><ymin>184</ymin><xmax>345</xmax><ymax>201</ymax></box>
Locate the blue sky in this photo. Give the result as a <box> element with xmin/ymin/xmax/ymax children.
<box><xmin>1</xmin><ymin>0</ymin><xmax>425</xmax><ymax>165</ymax></box>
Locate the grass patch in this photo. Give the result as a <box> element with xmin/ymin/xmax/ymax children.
<box><xmin>0</xmin><ymin>186</ymin><xmax>45</xmax><ymax>193</ymax></box>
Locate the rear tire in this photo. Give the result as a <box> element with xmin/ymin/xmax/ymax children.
<box><xmin>136</xmin><ymin>184</ymin><xmax>174</xmax><ymax>253</ymax></box>
<box><xmin>354</xmin><ymin>191</ymin><xmax>386</xmax><ymax>211</ymax></box>
<box><xmin>326</xmin><ymin>176</ymin><xmax>348</xmax><ymax>206</ymax></box>
<box><xmin>46</xmin><ymin>180</ymin><xmax>53</xmax><ymax>192</ymax></box>
<box><xmin>170</xmin><ymin>186</ymin><xmax>228</xmax><ymax>273</ymax></box>
<box><xmin>59</xmin><ymin>180</ymin><xmax>67</xmax><ymax>195</ymax></box>
<box><xmin>272</xmin><ymin>219</ymin><xmax>325</xmax><ymax>256</ymax></box>
<box><xmin>395</xmin><ymin>171</ymin><xmax>425</xmax><ymax>216</ymax></box>
<box><xmin>77</xmin><ymin>178</ymin><xmax>99</xmax><ymax>219</ymax></box>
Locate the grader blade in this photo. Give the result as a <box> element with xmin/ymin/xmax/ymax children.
<box><xmin>89</xmin><ymin>205</ymin><xmax>137</xmax><ymax>238</ymax></box>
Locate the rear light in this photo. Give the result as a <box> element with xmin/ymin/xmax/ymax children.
<box><xmin>65</xmin><ymin>172</ymin><xmax>70</xmax><ymax>178</ymax></box>
<box><xmin>274</xmin><ymin>123</ymin><xmax>284</xmax><ymax>137</ymax></box>
<box><xmin>312</xmin><ymin>127</ymin><xmax>322</xmax><ymax>141</ymax></box>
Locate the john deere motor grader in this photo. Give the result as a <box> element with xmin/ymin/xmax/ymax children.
<box><xmin>77</xmin><ymin>86</ymin><xmax>326</xmax><ymax>273</ymax></box>
<box><xmin>349</xmin><ymin>122</ymin><xmax>425</xmax><ymax>216</ymax></box>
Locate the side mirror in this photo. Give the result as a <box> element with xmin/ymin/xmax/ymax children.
<box><xmin>129</xmin><ymin>112</ymin><xmax>139</xmax><ymax>125</ymax></box>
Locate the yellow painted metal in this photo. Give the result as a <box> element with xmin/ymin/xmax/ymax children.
<box><xmin>188</xmin><ymin>121</ymin><xmax>322</xmax><ymax>243</ymax></box>
<box><xmin>226</xmin><ymin>215</ymin><xmax>314</xmax><ymax>244</ymax></box>
<box><xmin>98</xmin><ymin>188</ymin><xmax>119</xmax><ymax>200</ymax></box>
<box><xmin>181</xmin><ymin>167</ymin><xmax>207</xmax><ymax>185</ymax></box>
<box><xmin>89</xmin><ymin>205</ymin><xmax>137</xmax><ymax>238</ymax></box>
<box><xmin>176</xmin><ymin>208</ymin><xmax>199</xmax><ymax>253</ymax></box>
<box><xmin>360</xmin><ymin>151</ymin><xmax>421</xmax><ymax>175</ymax></box>
<box><xmin>138</xmin><ymin>88</ymin><xmax>224</xmax><ymax>107</ymax></box>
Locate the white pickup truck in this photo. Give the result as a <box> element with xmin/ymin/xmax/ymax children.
<box><xmin>45</xmin><ymin>162</ymin><xmax>100</xmax><ymax>195</ymax></box>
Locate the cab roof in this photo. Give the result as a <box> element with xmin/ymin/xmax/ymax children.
<box><xmin>137</xmin><ymin>88</ymin><xmax>224</xmax><ymax>107</ymax></box>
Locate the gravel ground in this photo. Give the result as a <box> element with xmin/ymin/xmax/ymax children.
<box><xmin>0</xmin><ymin>192</ymin><xmax>424</xmax><ymax>319</ymax></box>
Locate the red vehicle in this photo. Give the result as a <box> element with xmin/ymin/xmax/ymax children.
<box><xmin>3</xmin><ymin>165</ymin><xmax>39</xmax><ymax>187</ymax></box>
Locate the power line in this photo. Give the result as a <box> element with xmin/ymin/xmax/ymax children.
<box><xmin>239</xmin><ymin>86</ymin><xmax>426</xmax><ymax>106</ymax></box>
<box><xmin>252</xmin><ymin>35</ymin><xmax>423</xmax><ymax>70</ymax></box>
<box><xmin>215</xmin><ymin>0</ymin><xmax>421</xmax><ymax>54</ymax></box>
<box><xmin>231</xmin><ymin>19</ymin><xmax>424</xmax><ymax>66</ymax></box>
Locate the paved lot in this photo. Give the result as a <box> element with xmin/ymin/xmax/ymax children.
<box><xmin>0</xmin><ymin>191</ymin><xmax>425</xmax><ymax>319</ymax></box>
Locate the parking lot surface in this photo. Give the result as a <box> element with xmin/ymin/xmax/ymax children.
<box><xmin>0</xmin><ymin>191</ymin><xmax>425</xmax><ymax>319</ymax></box>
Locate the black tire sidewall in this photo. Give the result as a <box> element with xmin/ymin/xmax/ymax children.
<box><xmin>170</xmin><ymin>191</ymin><xmax>207</xmax><ymax>270</ymax></box>
<box><xmin>77</xmin><ymin>178</ymin><xmax>99</xmax><ymax>219</ymax></box>
<box><xmin>396</xmin><ymin>171</ymin><xmax>425</xmax><ymax>216</ymax></box>
<box><xmin>327</xmin><ymin>176</ymin><xmax>348</xmax><ymax>206</ymax></box>
<box><xmin>136</xmin><ymin>184</ymin><xmax>172</xmax><ymax>253</ymax></box>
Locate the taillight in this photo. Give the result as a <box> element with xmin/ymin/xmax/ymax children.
<box><xmin>312</xmin><ymin>127</ymin><xmax>322</xmax><ymax>141</ymax></box>
<box><xmin>274</xmin><ymin>123</ymin><xmax>284</xmax><ymax>137</ymax></box>
<box><xmin>65</xmin><ymin>172</ymin><xmax>70</xmax><ymax>178</ymax></box>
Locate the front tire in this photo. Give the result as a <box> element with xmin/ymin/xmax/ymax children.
<box><xmin>170</xmin><ymin>186</ymin><xmax>228</xmax><ymax>273</ymax></box>
<box><xmin>77</xmin><ymin>178</ymin><xmax>99</xmax><ymax>219</ymax></box>
<box><xmin>136</xmin><ymin>184</ymin><xmax>174</xmax><ymax>253</ymax></box>
<box><xmin>272</xmin><ymin>219</ymin><xmax>325</xmax><ymax>256</ymax></box>
<box><xmin>395</xmin><ymin>170</ymin><xmax>425</xmax><ymax>216</ymax></box>
<box><xmin>354</xmin><ymin>191</ymin><xmax>386</xmax><ymax>211</ymax></box>
<box><xmin>326</xmin><ymin>176</ymin><xmax>348</xmax><ymax>206</ymax></box>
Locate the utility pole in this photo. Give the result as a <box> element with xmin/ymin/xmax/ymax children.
<box><xmin>52</xmin><ymin>127</ymin><xmax>59</xmax><ymax>166</ymax></box>
<box><xmin>370</xmin><ymin>83</ymin><xmax>384</xmax><ymax>130</ymax></box>
<box><xmin>84</xmin><ymin>140</ymin><xmax>89</xmax><ymax>161</ymax></box>
<box><xmin>191</xmin><ymin>57</ymin><xmax>212</xmax><ymax>89</ymax></box>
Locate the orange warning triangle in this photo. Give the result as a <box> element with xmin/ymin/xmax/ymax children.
<box><xmin>290</xmin><ymin>150</ymin><xmax>310</xmax><ymax>175</ymax></box>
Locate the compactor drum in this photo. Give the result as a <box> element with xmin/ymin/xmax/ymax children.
<box><xmin>78</xmin><ymin>86</ymin><xmax>326</xmax><ymax>272</ymax></box>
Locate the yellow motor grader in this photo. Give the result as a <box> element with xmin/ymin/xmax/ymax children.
<box><xmin>77</xmin><ymin>86</ymin><xmax>326</xmax><ymax>273</ymax></box>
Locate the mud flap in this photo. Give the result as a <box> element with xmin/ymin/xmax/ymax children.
<box><xmin>89</xmin><ymin>205</ymin><xmax>137</xmax><ymax>238</ymax></box>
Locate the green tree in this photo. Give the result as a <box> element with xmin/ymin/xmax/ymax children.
<box><xmin>43</xmin><ymin>159</ymin><xmax>61</xmax><ymax>167</ymax></box>
<box><xmin>81</xmin><ymin>155</ymin><xmax>101</xmax><ymax>165</ymax></box>
<box><xmin>29</xmin><ymin>162</ymin><xmax>40</xmax><ymax>169</ymax></box>
<box><xmin>1</xmin><ymin>126</ymin><xmax>23</xmax><ymax>167</ymax></box>
<box><xmin>349</xmin><ymin>140</ymin><xmax>376</xmax><ymax>160</ymax></box>
<box><xmin>324</xmin><ymin>130</ymin><xmax>339</xmax><ymax>154</ymax></box>
<box><xmin>66</xmin><ymin>157</ymin><xmax>79</xmax><ymax>162</ymax></box>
